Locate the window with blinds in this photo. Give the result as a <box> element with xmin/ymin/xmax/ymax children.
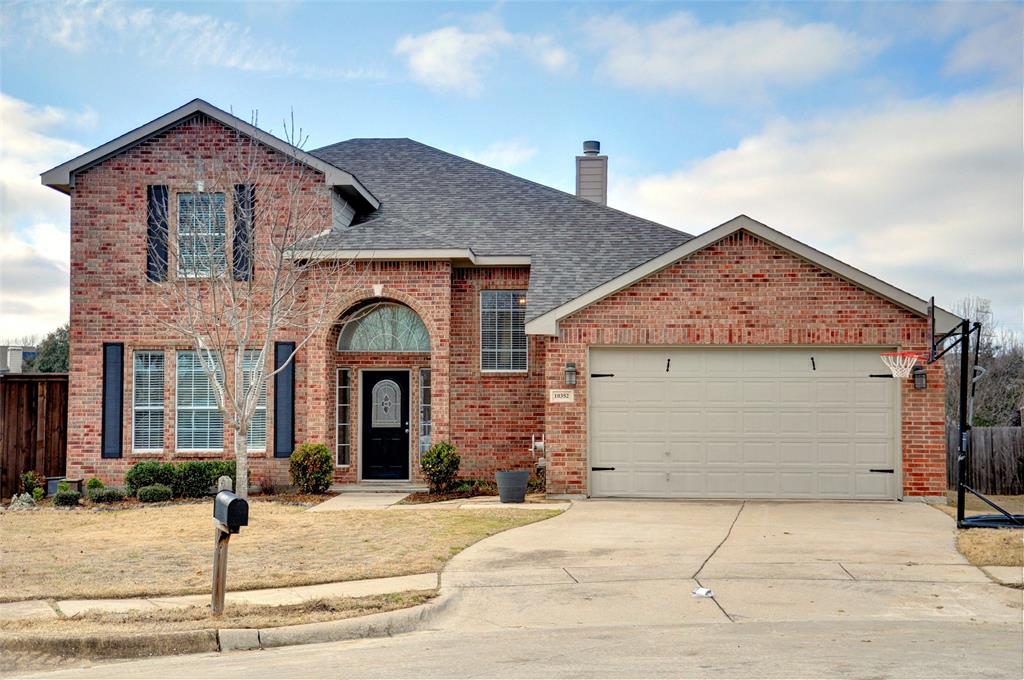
<box><xmin>242</xmin><ymin>350</ymin><xmax>267</xmax><ymax>451</ymax></box>
<box><xmin>336</xmin><ymin>368</ymin><xmax>351</xmax><ymax>466</ymax></box>
<box><xmin>480</xmin><ymin>290</ymin><xmax>527</xmax><ymax>372</ymax></box>
<box><xmin>177</xmin><ymin>192</ymin><xmax>227</xmax><ymax>277</ymax></box>
<box><xmin>419</xmin><ymin>368</ymin><xmax>431</xmax><ymax>453</ymax></box>
<box><xmin>133</xmin><ymin>351</ymin><xmax>164</xmax><ymax>450</ymax></box>
<box><xmin>176</xmin><ymin>351</ymin><xmax>224</xmax><ymax>450</ymax></box>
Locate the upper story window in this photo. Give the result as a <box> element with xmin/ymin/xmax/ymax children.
<box><xmin>337</xmin><ymin>303</ymin><xmax>430</xmax><ymax>352</ymax></box>
<box><xmin>480</xmin><ymin>290</ymin><xmax>527</xmax><ymax>372</ymax></box>
<box><xmin>177</xmin><ymin>192</ymin><xmax>227</xmax><ymax>277</ymax></box>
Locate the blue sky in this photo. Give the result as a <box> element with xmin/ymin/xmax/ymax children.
<box><xmin>1</xmin><ymin>0</ymin><xmax>1021</xmax><ymax>339</ymax></box>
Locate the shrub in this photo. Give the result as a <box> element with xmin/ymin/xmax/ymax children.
<box><xmin>86</xmin><ymin>477</ymin><xmax>105</xmax><ymax>492</ymax></box>
<box><xmin>173</xmin><ymin>461</ymin><xmax>214</xmax><ymax>498</ymax></box>
<box><xmin>421</xmin><ymin>441</ymin><xmax>460</xmax><ymax>494</ymax></box>
<box><xmin>125</xmin><ymin>461</ymin><xmax>175</xmax><ymax>494</ymax></box>
<box><xmin>19</xmin><ymin>471</ymin><xmax>42</xmax><ymax>495</ymax></box>
<box><xmin>9</xmin><ymin>492</ymin><xmax>37</xmax><ymax>511</ymax></box>
<box><xmin>289</xmin><ymin>443</ymin><xmax>333</xmax><ymax>494</ymax></box>
<box><xmin>56</xmin><ymin>480</ymin><xmax>70</xmax><ymax>493</ymax></box>
<box><xmin>53</xmin><ymin>490</ymin><xmax>81</xmax><ymax>507</ymax></box>
<box><xmin>31</xmin><ymin>487</ymin><xmax>44</xmax><ymax>502</ymax></box>
<box><xmin>89</xmin><ymin>486</ymin><xmax>127</xmax><ymax>503</ymax></box>
<box><xmin>137</xmin><ymin>484</ymin><xmax>173</xmax><ymax>503</ymax></box>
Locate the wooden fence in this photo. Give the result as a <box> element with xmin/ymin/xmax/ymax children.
<box><xmin>0</xmin><ymin>373</ymin><xmax>68</xmax><ymax>499</ymax></box>
<box><xmin>947</xmin><ymin>426</ymin><xmax>1024</xmax><ymax>495</ymax></box>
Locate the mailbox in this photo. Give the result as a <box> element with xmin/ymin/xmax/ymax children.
<box><xmin>213</xmin><ymin>490</ymin><xmax>248</xmax><ymax>534</ymax></box>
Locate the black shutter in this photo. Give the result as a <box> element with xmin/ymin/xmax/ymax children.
<box><xmin>233</xmin><ymin>184</ymin><xmax>254</xmax><ymax>281</ymax></box>
<box><xmin>101</xmin><ymin>343</ymin><xmax>124</xmax><ymax>458</ymax></box>
<box><xmin>146</xmin><ymin>185</ymin><xmax>169</xmax><ymax>282</ymax></box>
<box><xmin>273</xmin><ymin>342</ymin><xmax>295</xmax><ymax>458</ymax></box>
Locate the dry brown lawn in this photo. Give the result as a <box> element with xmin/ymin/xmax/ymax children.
<box><xmin>0</xmin><ymin>502</ymin><xmax>559</xmax><ymax>601</ymax></box>
<box><xmin>933</xmin><ymin>493</ymin><xmax>1023</xmax><ymax>567</ymax></box>
<box><xmin>0</xmin><ymin>590</ymin><xmax>436</xmax><ymax>636</ymax></box>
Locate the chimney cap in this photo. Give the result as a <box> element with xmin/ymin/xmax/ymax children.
<box><xmin>582</xmin><ymin>140</ymin><xmax>601</xmax><ymax>155</ymax></box>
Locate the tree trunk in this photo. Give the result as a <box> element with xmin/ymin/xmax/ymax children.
<box><xmin>234</xmin><ymin>425</ymin><xmax>249</xmax><ymax>501</ymax></box>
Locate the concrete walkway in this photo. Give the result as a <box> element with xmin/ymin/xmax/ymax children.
<box><xmin>309</xmin><ymin>492</ymin><xmax>570</xmax><ymax>511</ymax></box>
<box><xmin>0</xmin><ymin>573</ymin><xmax>438</xmax><ymax>620</ymax></box>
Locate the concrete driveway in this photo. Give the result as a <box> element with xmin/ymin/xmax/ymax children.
<box><xmin>439</xmin><ymin>500</ymin><xmax>1020</xmax><ymax>629</ymax></box>
<box><xmin>26</xmin><ymin>500</ymin><xmax>1024</xmax><ymax>679</ymax></box>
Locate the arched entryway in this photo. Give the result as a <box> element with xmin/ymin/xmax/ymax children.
<box><xmin>331</xmin><ymin>300</ymin><xmax>432</xmax><ymax>482</ymax></box>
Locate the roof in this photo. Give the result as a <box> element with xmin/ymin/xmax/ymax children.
<box><xmin>525</xmin><ymin>215</ymin><xmax>963</xmax><ymax>336</ymax></box>
<box><xmin>307</xmin><ymin>138</ymin><xmax>693</xmax><ymax>321</ymax></box>
<box><xmin>40</xmin><ymin>99</ymin><xmax>378</xmax><ymax>211</ymax></box>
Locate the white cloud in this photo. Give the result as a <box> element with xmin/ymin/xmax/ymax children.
<box><xmin>394</xmin><ymin>23</ymin><xmax>573</xmax><ymax>95</ymax></box>
<box><xmin>609</xmin><ymin>90</ymin><xmax>1023</xmax><ymax>333</ymax></box>
<box><xmin>462</xmin><ymin>139</ymin><xmax>538</xmax><ymax>171</ymax></box>
<box><xmin>587</xmin><ymin>12</ymin><xmax>882</xmax><ymax>99</ymax></box>
<box><xmin>6</xmin><ymin>0</ymin><xmax>383</xmax><ymax>81</ymax></box>
<box><xmin>942</xmin><ymin>10</ymin><xmax>1024</xmax><ymax>80</ymax></box>
<box><xmin>0</xmin><ymin>94</ymin><xmax>81</xmax><ymax>338</ymax></box>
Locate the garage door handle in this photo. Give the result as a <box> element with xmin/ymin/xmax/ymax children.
<box><xmin>590</xmin><ymin>373</ymin><xmax>615</xmax><ymax>378</ymax></box>
<box><xmin>869</xmin><ymin>468</ymin><xmax>895</xmax><ymax>474</ymax></box>
<box><xmin>591</xmin><ymin>467</ymin><xmax>616</xmax><ymax>471</ymax></box>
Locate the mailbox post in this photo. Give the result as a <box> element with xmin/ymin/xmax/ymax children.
<box><xmin>211</xmin><ymin>477</ymin><xmax>248</xmax><ymax>616</ymax></box>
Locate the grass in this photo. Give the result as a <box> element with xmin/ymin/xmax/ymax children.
<box><xmin>0</xmin><ymin>590</ymin><xmax>436</xmax><ymax>636</ymax></box>
<box><xmin>933</xmin><ymin>493</ymin><xmax>1023</xmax><ymax>568</ymax></box>
<box><xmin>0</xmin><ymin>502</ymin><xmax>560</xmax><ymax>602</ymax></box>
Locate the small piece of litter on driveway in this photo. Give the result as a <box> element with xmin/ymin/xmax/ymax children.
<box><xmin>692</xmin><ymin>586</ymin><xmax>714</xmax><ymax>598</ymax></box>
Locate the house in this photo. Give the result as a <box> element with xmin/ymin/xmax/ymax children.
<box><xmin>42</xmin><ymin>99</ymin><xmax>959</xmax><ymax>499</ymax></box>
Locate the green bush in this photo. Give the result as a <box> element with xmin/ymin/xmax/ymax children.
<box><xmin>86</xmin><ymin>477</ymin><xmax>105</xmax><ymax>492</ymax></box>
<box><xmin>421</xmin><ymin>441</ymin><xmax>460</xmax><ymax>494</ymax></box>
<box><xmin>31</xmin><ymin>487</ymin><xmax>44</xmax><ymax>502</ymax></box>
<box><xmin>53</xmin><ymin>490</ymin><xmax>81</xmax><ymax>507</ymax></box>
<box><xmin>88</xmin><ymin>487</ymin><xmax>127</xmax><ymax>503</ymax></box>
<box><xmin>125</xmin><ymin>461</ymin><xmax>175</xmax><ymax>494</ymax></box>
<box><xmin>57</xmin><ymin>480</ymin><xmax>70</xmax><ymax>493</ymax></box>
<box><xmin>137</xmin><ymin>484</ymin><xmax>173</xmax><ymax>503</ymax></box>
<box><xmin>289</xmin><ymin>443</ymin><xmax>333</xmax><ymax>494</ymax></box>
<box><xmin>19</xmin><ymin>471</ymin><xmax>42</xmax><ymax>495</ymax></box>
<box><xmin>173</xmin><ymin>461</ymin><xmax>214</xmax><ymax>498</ymax></box>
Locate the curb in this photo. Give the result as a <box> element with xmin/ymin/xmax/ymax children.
<box><xmin>0</xmin><ymin>629</ymin><xmax>218</xmax><ymax>660</ymax></box>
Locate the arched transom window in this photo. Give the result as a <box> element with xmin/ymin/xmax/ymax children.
<box><xmin>337</xmin><ymin>303</ymin><xmax>430</xmax><ymax>352</ymax></box>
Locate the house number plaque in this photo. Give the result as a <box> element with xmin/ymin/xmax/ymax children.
<box><xmin>549</xmin><ymin>389</ymin><xmax>575</xmax><ymax>403</ymax></box>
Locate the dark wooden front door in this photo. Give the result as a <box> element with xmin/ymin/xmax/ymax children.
<box><xmin>361</xmin><ymin>371</ymin><xmax>410</xmax><ymax>480</ymax></box>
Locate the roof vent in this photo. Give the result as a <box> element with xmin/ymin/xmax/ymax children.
<box><xmin>576</xmin><ymin>140</ymin><xmax>607</xmax><ymax>205</ymax></box>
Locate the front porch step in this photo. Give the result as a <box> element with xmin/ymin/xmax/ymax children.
<box><xmin>331</xmin><ymin>483</ymin><xmax>428</xmax><ymax>494</ymax></box>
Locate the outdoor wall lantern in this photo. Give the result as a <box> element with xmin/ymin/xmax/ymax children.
<box><xmin>564</xmin><ymin>362</ymin><xmax>577</xmax><ymax>386</ymax></box>
<box><xmin>912</xmin><ymin>365</ymin><xmax>927</xmax><ymax>390</ymax></box>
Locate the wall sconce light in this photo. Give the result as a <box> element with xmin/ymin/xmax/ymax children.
<box><xmin>912</xmin><ymin>365</ymin><xmax>927</xmax><ymax>390</ymax></box>
<box><xmin>564</xmin><ymin>362</ymin><xmax>577</xmax><ymax>386</ymax></box>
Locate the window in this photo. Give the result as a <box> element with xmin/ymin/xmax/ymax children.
<box><xmin>133</xmin><ymin>351</ymin><xmax>164</xmax><ymax>450</ymax></box>
<box><xmin>242</xmin><ymin>350</ymin><xmax>267</xmax><ymax>451</ymax></box>
<box><xmin>337</xmin><ymin>303</ymin><xmax>429</xmax><ymax>352</ymax></box>
<box><xmin>480</xmin><ymin>290</ymin><xmax>527</xmax><ymax>371</ymax></box>
<box><xmin>176</xmin><ymin>351</ymin><xmax>224</xmax><ymax>450</ymax></box>
<box><xmin>177</xmin><ymin>192</ymin><xmax>227</xmax><ymax>277</ymax></box>
<box><xmin>336</xmin><ymin>368</ymin><xmax>351</xmax><ymax>466</ymax></box>
<box><xmin>419</xmin><ymin>369</ymin><xmax>431</xmax><ymax>454</ymax></box>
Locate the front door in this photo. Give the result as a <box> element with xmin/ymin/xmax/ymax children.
<box><xmin>361</xmin><ymin>371</ymin><xmax>410</xmax><ymax>480</ymax></box>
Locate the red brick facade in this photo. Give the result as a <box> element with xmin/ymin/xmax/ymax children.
<box><xmin>65</xmin><ymin>119</ymin><xmax>945</xmax><ymax>498</ymax></box>
<box><xmin>542</xmin><ymin>230</ymin><xmax>946</xmax><ymax>496</ymax></box>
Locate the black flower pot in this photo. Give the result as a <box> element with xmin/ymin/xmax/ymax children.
<box><xmin>496</xmin><ymin>470</ymin><xmax>529</xmax><ymax>503</ymax></box>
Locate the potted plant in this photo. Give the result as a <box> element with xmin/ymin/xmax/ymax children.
<box><xmin>495</xmin><ymin>469</ymin><xmax>529</xmax><ymax>503</ymax></box>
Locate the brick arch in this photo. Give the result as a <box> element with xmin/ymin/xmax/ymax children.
<box><xmin>327</xmin><ymin>288</ymin><xmax>440</xmax><ymax>355</ymax></box>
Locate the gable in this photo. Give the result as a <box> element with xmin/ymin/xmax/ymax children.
<box><xmin>525</xmin><ymin>215</ymin><xmax>961</xmax><ymax>336</ymax></box>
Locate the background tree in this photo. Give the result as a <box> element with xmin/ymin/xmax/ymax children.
<box><xmin>142</xmin><ymin>113</ymin><xmax>372</xmax><ymax>499</ymax></box>
<box><xmin>29</xmin><ymin>324</ymin><xmax>70</xmax><ymax>372</ymax></box>
<box><xmin>943</xmin><ymin>297</ymin><xmax>1024</xmax><ymax>427</ymax></box>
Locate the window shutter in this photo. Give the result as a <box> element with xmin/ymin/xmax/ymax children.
<box><xmin>146</xmin><ymin>185</ymin><xmax>169</xmax><ymax>282</ymax></box>
<box><xmin>101</xmin><ymin>343</ymin><xmax>124</xmax><ymax>458</ymax></box>
<box><xmin>232</xmin><ymin>184</ymin><xmax>254</xmax><ymax>281</ymax></box>
<box><xmin>273</xmin><ymin>342</ymin><xmax>295</xmax><ymax>458</ymax></box>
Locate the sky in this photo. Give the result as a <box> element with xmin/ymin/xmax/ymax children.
<box><xmin>1</xmin><ymin>0</ymin><xmax>1021</xmax><ymax>341</ymax></box>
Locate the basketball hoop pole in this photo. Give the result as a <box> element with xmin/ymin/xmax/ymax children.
<box><xmin>955</xmin><ymin>319</ymin><xmax>969</xmax><ymax>526</ymax></box>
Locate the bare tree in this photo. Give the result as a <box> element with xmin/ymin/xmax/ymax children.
<box><xmin>944</xmin><ymin>297</ymin><xmax>1024</xmax><ymax>427</ymax></box>
<box><xmin>141</xmin><ymin>113</ymin><xmax>371</xmax><ymax>499</ymax></box>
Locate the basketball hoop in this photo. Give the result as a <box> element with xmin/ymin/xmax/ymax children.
<box><xmin>879</xmin><ymin>351</ymin><xmax>920</xmax><ymax>379</ymax></box>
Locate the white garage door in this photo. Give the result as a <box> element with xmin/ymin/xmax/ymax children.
<box><xmin>589</xmin><ymin>348</ymin><xmax>898</xmax><ymax>499</ymax></box>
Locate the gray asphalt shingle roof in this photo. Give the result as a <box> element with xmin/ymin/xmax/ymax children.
<box><xmin>308</xmin><ymin>138</ymin><xmax>693</xmax><ymax>321</ymax></box>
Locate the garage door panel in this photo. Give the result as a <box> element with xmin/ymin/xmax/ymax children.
<box><xmin>590</xmin><ymin>348</ymin><xmax>898</xmax><ymax>500</ymax></box>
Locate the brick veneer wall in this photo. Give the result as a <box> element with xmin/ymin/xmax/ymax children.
<box><xmin>543</xmin><ymin>230</ymin><xmax>946</xmax><ymax>497</ymax></box>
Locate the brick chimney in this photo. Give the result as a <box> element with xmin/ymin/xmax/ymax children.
<box><xmin>575</xmin><ymin>140</ymin><xmax>607</xmax><ymax>205</ymax></box>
